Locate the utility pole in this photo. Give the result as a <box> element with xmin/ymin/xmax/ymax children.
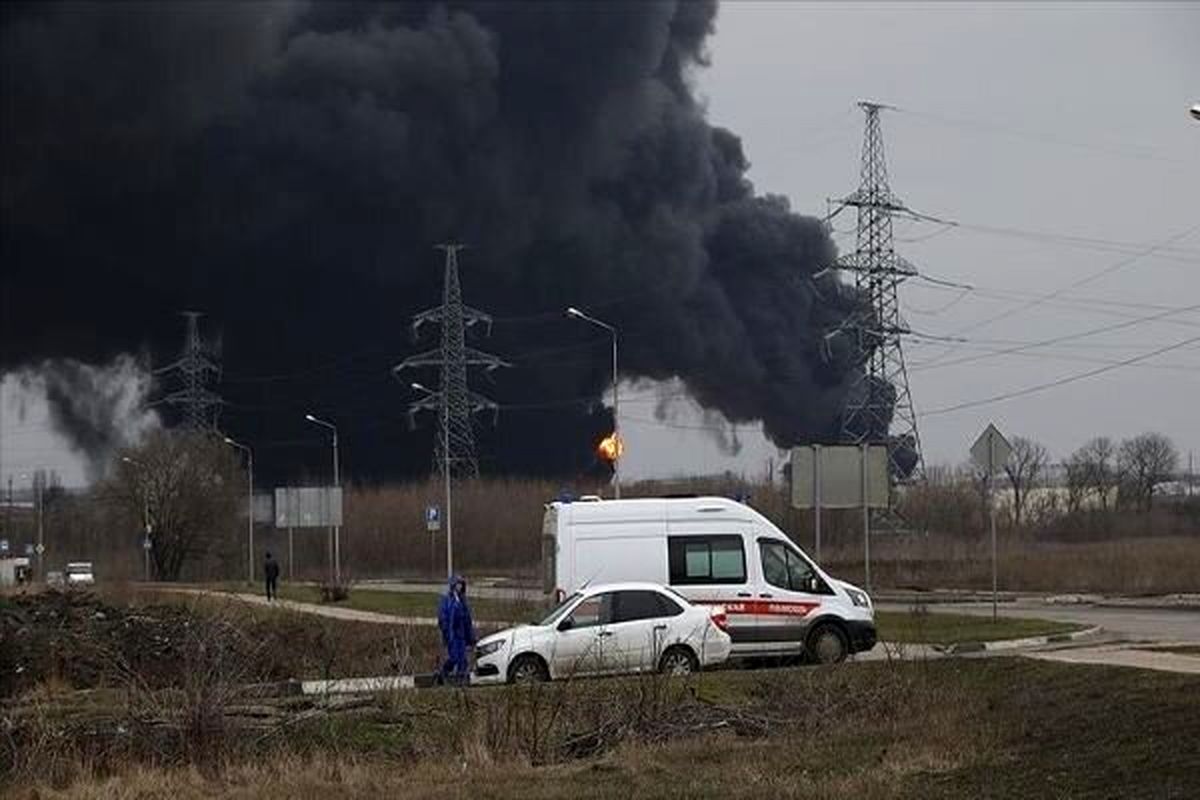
<box><xmin>566</xmin><ymin>307</ymin><xmax>621</xmax><ymax>497</ymax></box>
<box><xmin>35</xmin><ymin>472</ymin><xmax>44</xmax><ymax>583</ymax></box>
<box><xmin>305</xmin><ymin>414</ymin><xmax>341</xmax><ymax>581</ymax></box>
<box><xmin>827</xmin><ymin>102</ymin><xmax>924</xmax><ymax>482</ymax></box>
<box><xmin>160</xmin><ymin>312</ymin><xmax>222</xmax><ymax>432</ymax></box>
<box><xmin>395</xmin><ymin>245</ymin><xmax>509</xmax><ymax>577</ymax></box>
<box><xmin>223</xmin><ymin>437</ymin><xmax>253</xmax><ymax>585</ymax></box>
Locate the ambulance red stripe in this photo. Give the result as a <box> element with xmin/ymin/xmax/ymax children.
<box><xmin>695</xmin><ymin>599</ymin><xmax>820</xmax><ymax>617</ymax></box>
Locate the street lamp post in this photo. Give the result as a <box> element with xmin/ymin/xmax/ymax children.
<box><xmin>305</xmin><ymin>414</ymin><xmax>341</xmax><ymax>582</ymax></box>
<box><xmin>566</xmin><ymin>306</ymin><xmax>621</xmax><ymax>498</ymax></box>
<box><xmin>223</xmin><ymin>438</ymin><xmax>254</xmax><ymax>586</ymax></box>
<box><xmin>411</xmin><ymin>383</ymin><xmax>453</xmax><ymax>576</ymax></box>
<box><xmin>122</xmin><ymin>456</ymin><xmax>152</xmax><ymax>581</ymax></box>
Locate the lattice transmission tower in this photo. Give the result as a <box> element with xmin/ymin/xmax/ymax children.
<box><xmin>832</xmin><ymin>101</ymin><xmax>924</xmax><ymax>480</ymax></box>
<box><xmin>394</xmin><ymin>245</ymin><xmax>509</xmax><ymax>478</ymax></box>
<box><xmin>159</xmin><ymin>311</ymin><xmax>222</xmax><ymax>432</ymax></box>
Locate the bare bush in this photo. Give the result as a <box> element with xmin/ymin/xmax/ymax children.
<box><xmin>107</xmin><ymin>431</ymin><xmax>243</xmax><ymax>581</ymax></box>
<box><xmin>1118</xmin><ymin>432</ymin><xmax>1179</xmax><ymax>512</ymax></box>
<box><xmin>1004</xmin><ymin>436</ymin><xmax>1048</xmax><ymax>528</ymax></box>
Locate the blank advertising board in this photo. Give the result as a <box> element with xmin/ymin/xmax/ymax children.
<box><xmin>790</xmin><ymin>444</ymin><xmax>890</xmax><ymax>509</ymax></box>
<box><xmin>274</xmin><ymin>487</ymin><xmax>343</xmax><ymax>528</ymax></box>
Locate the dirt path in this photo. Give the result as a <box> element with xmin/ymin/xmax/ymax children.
<box><xmin>160</xmin><ymin>587</ymin><xmax>440</xmax><ymax>627</ymax></box>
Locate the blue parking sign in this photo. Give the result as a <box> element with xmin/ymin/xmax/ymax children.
<box><xmin>425</xmin><ymin>504</ymin><xmax>441</xmax><ymax>532</ymax></box>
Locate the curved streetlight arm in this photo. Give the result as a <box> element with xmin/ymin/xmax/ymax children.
<box><xmin>566</xmin><ymin>306</ymin><xmax>616</xmax><ymax>334</ymax></box>
<box><xmin>304</xmin><ymin>413</ymin><xmax>337</xmax><ymax>434</ymax></box>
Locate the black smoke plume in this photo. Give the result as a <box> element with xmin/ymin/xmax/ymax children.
<box><xmin>2</xmin><ymin>1</ymin><xmax>865</xmax><ymax>481</ymax></box>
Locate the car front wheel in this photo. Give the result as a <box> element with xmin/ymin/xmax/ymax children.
<box><xmin>507</xmin><ymin>654</ymin><xmax>549</xmax><ymax>684</ymax></box>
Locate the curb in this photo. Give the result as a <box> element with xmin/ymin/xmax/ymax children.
<box><xmin>935</xmin><ymin>625</ymin><xmax>1102</xmax><ymax>655</ymax></box>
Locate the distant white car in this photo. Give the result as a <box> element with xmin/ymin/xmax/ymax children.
<box><xmin>473</xmin><ymin>581</ymin><xmax>732</xmax><ymax>684</ymax></box>
<box><xmin>65</xmin><ymin>562</ymin><xmax>95</xmax><ymax>587</ymax></box>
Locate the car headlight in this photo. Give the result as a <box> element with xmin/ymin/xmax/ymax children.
<box><xmin>846</xmin><ymin>588</ymin><xmax>871</xmax><ymax>608</ymax></box>
<box><xmin>475</xmin><ymin>640</ymin><xmax>505</xmax><ymax>657</ymax></box>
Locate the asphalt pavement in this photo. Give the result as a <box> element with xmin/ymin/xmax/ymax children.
<box><xmin>876</xmin><ymin>599</ymin><xmax>1199</xmax><ymax>642</ymax></box>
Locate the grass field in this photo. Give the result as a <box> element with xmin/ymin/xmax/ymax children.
<box><xmin>875</xmin><ymin>610</ymin><xmax>1084</xmax><ymax>645</ymax></box>
<box><xmin>216</xmin><ymin>583</ymin><xmax>547</xmax><ymax>623</ymax></box>
<box><xmin>6</xmin><ymin>658</ymin><xmax>1198</xmax><ymax>799</ymax></box>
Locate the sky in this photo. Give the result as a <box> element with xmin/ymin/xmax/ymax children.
<box><xmin>623</xmin><ymin>0</ymin><xmax>1200</xmax><ymax>479</ymax></box>
<box><xmin>2</xmin><ymin>1</ymin><xmax>1198</xmax><ymax>488</ymax></box>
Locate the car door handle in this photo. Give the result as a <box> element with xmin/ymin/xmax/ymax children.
<box><xmin>653</xmin><ymin>624</ymin><xmax>667</xmax><ymax>631</ymax></box>
<box><xmin>736</xmin><ymin>592</ymin><xmax>752</xmax><ymax>597</ymax></box>
<box><xmin>759</xmin><ymin>593</ymin><xmax>773</xmax><ymax>598</ymax></box>
<box><xmin>597</xmin><ymin>631</ymin><xmax>613</xmax><ymax>638</ymax></box>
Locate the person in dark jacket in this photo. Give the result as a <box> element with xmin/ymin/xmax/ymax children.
<box><xmin>437</xmin><ymin>574</ymin><xmax>475</xmax><ymax>685</ymax></box>
<box><xmin>263</xmin><ymin>552</ymin><xmax>280</xmax><ymax>601</ymax></box>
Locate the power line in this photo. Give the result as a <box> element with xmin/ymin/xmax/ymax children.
<box><xmin>158</xmin><ymin>311</ymin><xmax>222</xmax><ymax>432</ymax></box>
<box><xmin>909</xmin><ymin>303</ymin><xmax>1200</xmax><ymax>372</ymax></box>
<box><xmin>829</xmin><ymin>101</ymin><xmax>924</xmax><ymax>479</ymax></box>
<box><xmin>893</xmin><ymin>105</ymin><xmax>1199</xmax><ymax>167</ymax></box>
<box><xmin>909</xmin><ymin>220</ymin><xmax>1200</xmax><ymax>368</ymax></box>
<box><xmin>394</xmin><ymin>245</ymin><xmax>510</xmax><ymax>479</ymax></box>
<box><xmin>922</xmin><ymin>334</ymin><xmax>1200</xmax><ymax>417</ymax></box>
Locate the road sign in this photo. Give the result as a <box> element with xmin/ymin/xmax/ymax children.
<box><xmin>0</xmin><ymin>539</ymin><xmax>7</xmax><ymax>554</ymax></box>
<box><xmin>25</xmin><ymin>543</ymin><xmax>34</xmax><ymax>556</ymax></box>
<box><xmin>791</xmin><ymin>444</ymin><xmax>889</xmax><ymax>509</ymax></box>
<box><xmin>35</xmin><ymin>543</ymin><xmax>45</xmax><ymax>555</ymax></box>
<box><xmin>425</xmin><ymin>504</ymin><xmax>441</xmax><ymax>532</ymax></box>
<box><xmin>143</xmin><ymin>537</ymin><xmax>152</xmax><ymax>550</ymax></box>
<box><xmin>971</xmin><ymin>424</ymin><xmax>1012</xmax><ymax>475</ymax></box>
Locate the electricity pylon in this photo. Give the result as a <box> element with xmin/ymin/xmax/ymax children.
<box><xmin>394</xmin><ymin>245</ymin><xmax>509</xmax><ymax>478</ymax></box>
<box><xmin>831</xmin><ymin>101</ymin><xmax>924</xmax><ymax>480</ymax></box>
<box><xmin>159</xmin><ymin>311</ymin><xmax>222</xmax><ymax>432</ymax></box>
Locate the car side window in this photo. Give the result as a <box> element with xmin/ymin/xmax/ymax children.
<box><xmin>655</xmin><ymin>592</ymin><xmax>684</xmax><ymax>617</ymax></box>
<box><xmin>611</xmin><ymin>590</ymin><xmax>668</xmax><ymax>624</ymax></box>
<box><xmin>563</xmin><ymin>595</ymin><xmax>604</xmax><ymax>629</ymax></box>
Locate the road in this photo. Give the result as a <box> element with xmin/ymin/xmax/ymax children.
<box><xmin>878</xmin><ymin>598</ymin><xmax>1200</xmax><ymax>674</ymax></box>
<box><xmin>877</xmin><ymin>599</ymin><xmax>1200</xmax><ymax>642</ymax></box>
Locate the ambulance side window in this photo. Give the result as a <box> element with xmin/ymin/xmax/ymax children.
<box><xmin>668</xmin><ymin>535</ymin><xmax>746</xmax><ymax>585</ymax></box>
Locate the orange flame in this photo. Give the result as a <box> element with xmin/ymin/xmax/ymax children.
<box><xmin>597</xmin><ymin>432</ymin><xmax>623</xmax><ymax>463</ymax></box>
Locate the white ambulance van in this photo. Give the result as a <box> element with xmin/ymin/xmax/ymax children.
<box><xmin>542</xmin><ymin>496</ymin><xmax>876</xmax><ymax>663</ymax></box>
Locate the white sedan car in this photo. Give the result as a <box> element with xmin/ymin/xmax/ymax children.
<box><xmin>473</xmin><ymin>582</ymin><xmax>732</xmax><ymax>684</ymax></box>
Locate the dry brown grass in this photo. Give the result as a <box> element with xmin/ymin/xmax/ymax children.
<box><xmin>7</xmin><ymin>659</ymin><xmax>1199</xmax><ymax>799</ymax></box>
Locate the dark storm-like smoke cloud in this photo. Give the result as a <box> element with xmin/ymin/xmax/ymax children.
<box><xmin>2</xmin><ymin>1</ymin><xmax>866</xmax><ymax>478</ymax></box>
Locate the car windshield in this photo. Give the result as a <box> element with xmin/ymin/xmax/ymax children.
<box><xmin>538</xmin><ymin>592</ymin><xmax>582</xmax><ymax>626</ymax></box>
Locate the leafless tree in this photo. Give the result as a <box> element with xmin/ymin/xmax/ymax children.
<box><xmin>1071</xmin><ymin>437</ymin><xmax>1118</xmax><ymax>511</ymax></box>
<box><xmin>1064</xmin><ymin>452</ymin><xmax>1088</xmax><ymax>513</ymax></box>
<box><xmin>1118</xmin><ymin>433</ymin><xmax>1179</xmax><ymax>512</ymax></box>
<box><xmin>109</xmin><ymin>430</ymin><xmax>243</xmax><ymax>580</ymax></box>
<box><xmin>1003</xmin><ymin>437</ymin><xmax>1048</xmax><ymax>528</ymax></box>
